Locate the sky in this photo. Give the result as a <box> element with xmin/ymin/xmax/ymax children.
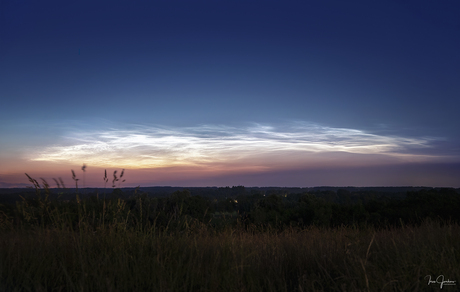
<box><xmin>1</xmin><ymin>0</ymin><xmax>459</xmax><ymax>188</ymax></box>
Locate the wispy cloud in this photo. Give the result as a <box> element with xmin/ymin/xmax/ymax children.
<box><xmin>28</xmin><ymin>122</ymin><xmax>441</xmax><ymax>169</ymax></box>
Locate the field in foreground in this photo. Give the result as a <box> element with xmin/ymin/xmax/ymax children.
<box><xmin>1</xmin><ymin>220</ymin><xmax>459</xmax><ymax>291</ymax></box>
<box><xmin>1</xmin><ymin>185</ymin><xmax>459</xmax><ymax>291</ymax></box>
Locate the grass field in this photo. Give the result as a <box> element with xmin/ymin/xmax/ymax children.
<box><xmin>1</xmin><ymin>187</ymin><xmax>459</xmax><ymax>291</ymax></box>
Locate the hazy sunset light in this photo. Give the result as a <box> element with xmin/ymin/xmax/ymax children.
<box><xmin>1</xmin><ymin>0</ymin><xmax>459</xmax><ymax>187</ymax></box>
<box><xmin>2</xmin><ymin>3</ymin><xmax>460</xmax><ymax>292</ymax></box>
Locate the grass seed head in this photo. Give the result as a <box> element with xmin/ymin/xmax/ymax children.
<box><xmin>52</xmin><ymin>178</ymin><xmax>61</xmax><ymax>188</ymax></box>
<box><xmin>58</xmin><ymin>177</ymin><xmax>66</xmax><ymax>189</ymax></box>
<box><xmin>112</xmin><ymin>170</ymin><xmax>118</xmax><ymax>187</ymax></box>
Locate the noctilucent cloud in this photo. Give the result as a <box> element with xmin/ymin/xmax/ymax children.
<box><xmin>1</xmin><ymin>0</ymin><xmax>459</xmax><ymax>187</ymax></box>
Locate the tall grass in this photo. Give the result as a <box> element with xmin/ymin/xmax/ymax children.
<box><xmin>0</xmin><ymin>173</ymin><xmax>459</xmax><ymax>291</ymax></box>
<box><xmin>1</xmin><ymin>218</ymin><xmax>459</xmax><ymax>291</ymax></box>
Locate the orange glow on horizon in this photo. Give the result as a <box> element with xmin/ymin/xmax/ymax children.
<box><xmin>1</xmin><ymin>122</ymin><xmax>458</xmax><ymax>188</ymax></box>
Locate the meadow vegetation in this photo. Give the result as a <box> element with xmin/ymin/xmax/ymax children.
<box><xmin>0</xmin><ymin>170</ymin><xmax>459</xmax><ymax>291</ymax></box>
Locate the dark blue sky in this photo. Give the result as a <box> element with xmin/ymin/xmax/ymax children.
<box><xmin>1</xmin><ymin>0</ymin><xmax>459</xmax><ymax>187</ymax></box>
